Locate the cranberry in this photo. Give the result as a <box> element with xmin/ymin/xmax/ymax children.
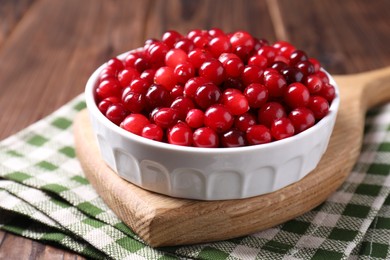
<box><xmin>153</xmin><ymin>107</ymin><xmax>179</xmax><ymax>129</ymax></box>
<box><xmin>318</xmin><ymin>83</ymin><xmax>336</xmax><ymax>102</ymax></box>
<box><xmin>140</xmin><ymin>69</ymin><xmax>156</xmax><ymax>84</ymax></box>
<box><xmin>199</xmin><ymin>59</ymin><xmax>225</xmax><ymax>85</ymax></box>
<box><xmin>141</xmin><ymin>124</ymin><xmax>164</xmax><ymax>141</ymax></box>
<box><xmin>257</xmin><ymin>46</ymin><xmax>277</xmax><ymax>65</ymax></box>
<box><xmin>107</xmin><ymin>57</ymin><xmax>124</xmax><ymax>72</ymax></box>
<box><xmin>120</xmin><ymin>113</ymin><xmax>150</xmax><ymax>135</ymax></box>
<box><xmin>122</xmin><ymin>91</ymin><xmax>146</xmax><ymax>113</ymax></box>
<box><xmin>281</xmin><ymin>67</ymin><xmax>304</xmax><ymax>84</ymax></box>
<box><xmin>124</xmin><ymin>52</ymin><xmax>140</xmax><ymax>68</ymax></box>
<box><xmin>241</xmin><ymin>65</ymin><xmax>263</xmax><ymax>86</ymax></box>
<box><xmin>246</xmin><ymin>125</ymin><xmax>272</xmax><ymax>145</ymax></box>
<box><xmin>230</xmin><ymin>31</ymin><xmax>255</xmax><ymax>50</ymax></box>
<box><xmin>174</xmin><ymin>62</ymin><xmax>195</xmax><ymax>84</ymax></box>
<box><xmin>193</xmin><ymin>127</ymin><xmax>219</xmax><ymax>148</ymax></box>
<box><xmin>289</xmin><ymin>107</ymin><xmax>315</xmax><ymax>133</ymax></box>
<box><xmin>258</xmin><ymin>102</ymin><xmax>287</xmax><ymax>128</ymax></box>
<box><xmin>284</xmin><ymin>82</ymin><xmax>310</xmax><ymax>108</ymax></box>
<box><xmin>262</xmin><ymin>71</ymin><xmax>287</xmax><ymax>97</ymax></box>
<box><xmin>188</xmin><ymin>49</ymin><xmax>213</xmax><ymax>69</ymax></box>
<box><xmin>234</xmin><ymin>112</ymin><xmax>257</xmax><ymax>132</ymax></box>
<box><xmin>296</xmin><ymin>61</ymin><xmax>315</xmax><ymax>76</ymax></box>
<box><xmin>146</xmin><ymin>42</ymin><xmax>169</xmax><ymax>67</ymax></box>
<box><xmin>221</xmin><ymin>129</ymin><xmax>246</xmax><ymax>147</ymax></box>
<box><xmin>271</xmin><ymin>118</ymin><xmax>295</xmax><ymax>140</ymax></box>
<box><xmin>204</xmin><ymin>104</ymin><xmax>234</xmax><ymax>133</ymax></box>
<box><xmin>308</xmin><ymin>96</ymin><xmax>330</xmax><ymax>120</ymax></box>
<box><xmin>271</xmin><ymin>61</ymin><xmax>289</xmax><ymax>73</ymax></box>
<box><xmin>289</xmin><ymin>50</ymin><xmax>308</xmax><ymax>66</ymax></box>
<box><xmin>168</xmin><ymin>122</ymin><xmax>193</xmax><ymax>146</ymax></box>
<box><xmin>170</xmin><ymin>84</ymin><xmax>184</xmax><ymax>99</ymax></box>
<box><xmin>304</xmin><ymin>75</ymin><xmax>323</xmax><ymax>94</ymax></box>
<box><xmin>187</xmin><ymin>29</ymin><xmax>207</xmax><ymax>40</ymax></box>
<box><xmin>248</xmin><ymin>54</ymin><xmax>268</xmax><ymax>69</ymax></box>
<box><xmin>162</xmin><ymin>30</ymin><xmax>183</xmax><ymax>48</ymax></box>
<box><xmin>186</xmin><ymin>108</ymin><xmax>205</xmax><ymax>128</ymax></box>
<box><xmin>96</xmin><ymin>79</ymin><xmax>122</xmax><ymax>99</ymax></box>
<box><xmin>222</xmin><ymin>91</ymin><xmax>249</xmax><ymax>115</ymax></box>
<box><xmin>194</xmin><ymin>82</ymin><xmax>222</xmax><ymax>109</ymax></box>
<box><xmin>145</xmin><ymin>84</ymin><xmax>171</xmax><ymax>109</ymax></box>
<box><xmin>98</xmin><ymin>96</ymin><xmax>120</xmax><ymax>115</ymax></box>
<box><xmin>193</xmin><ymin>35</ymin><xmax>211</xmax><ymax>48</ymax></box>
<box><xmin>154</xmin><ymin>66</ymin><xmax>176</xmax><ymax>91</ymax></box>
<box><xmin>208</xmin><ymin>35</ymin><xmax>232</xmax><ymax>58</ymax></box>
<box><xmin>105</xmin><ymin>103</ymin><xmax>128</xmax><ymax>125</ymax></box>
<box><xmin>183</xmin><ymin>77</ymin><xmax>210</xmax><ymax>99</ymax></box>
<box><xmin>134</xmin><ymin>57</ymin><xmax>150</xmax><ymax>72</ymax></box>
<box><xmin>244</xmin><ymin>83</ymin><xmax>268</xmax><ymax>108</ymax></box>
<box><xmin>128</xmin><ymin>78</ymin><xmax>149</xmax><ymax>94</ymax></box>
<box><xmin>208</xmin><ymin>28</ymin><xmax>225</xmax><ymax>37</ymax></box>
<box><xmin>170</xmin><ymin>96</ymin><xmax>195</xmax><ymax>120</ymax></box>
<box><xmin>117</xmin><ymin>68</ymin><xmax>139</xmax><ymax>87</ymax></box>
<box><xmin>174</xmin><ymin>38</ymin><xmax>195</xmax><ymax>53</ymax></box>
<box><xmin>165</xmin><ymin>48</ymin><xmax>188</xmax><ymax>68</ymax></box>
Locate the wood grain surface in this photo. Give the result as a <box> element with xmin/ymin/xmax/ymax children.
<box><xmin>1</xmin><ymin>0</ymin><xmax>390</xmax><ymax>258</ymax></box>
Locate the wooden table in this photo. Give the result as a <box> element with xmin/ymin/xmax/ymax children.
<box><xmin>0</xmin><ymin>0</ymin><xmax>389</xmax><ymax>258</ymax></box>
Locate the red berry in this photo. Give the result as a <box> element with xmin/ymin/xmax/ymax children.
<box><xmin>141</xmin><ymin>124</ymin><xmax>164</xmax><ymax>141</ymax></box>
<box><xmin>145</xmin><ymin>84</ymin><xmax>171</xmax><ymax>109</ymax></box>
<box><xmin>107</xmin><ymin>57</ymin><xmax>124</xmax><ymax>72</ymax></box>
<box><xmin>230</xmin><ymin>31</ymin><xmax>255</xmax><ymax>50</ymax></box>
<box><xmin>234</xmin><ymin>112</ymin><xmax>257</xmax><ymax>132</ymax></box>
<box><xmin>258</xmin><ymin>102</ymin><xmax>287</xmax><ymax>128</ymax></box>
<box><xmin>98</xmin><ymin>96</ymin><xmax>120</xmax><ymax>114</ymax></box>
<box><xmin>193</xmin><ymin>127</ymin><xmax>219</xmax><ymax>148</ymax></box>
<box><xmin>248</xmin><ymin>54</ymin><xmax>268</xmax><ymax>70</ymax></box>
<box><xmin>96</xmin><ymin>79</ymin><xmax>122</xmax><ymax>99</ymax></box>
<box><xmin>188</xmin><ymin>49</ymin><xmax>213</xmax><ymax>69</ymax></box>
<box><xmin>296</xmin><ymin>61</ymin><xmax>315</xmax><ymax>76</ymax></box>
<box><xmin>194</xmin><ymin>82</ymin><xmax>222</xmax><ymax>109</ymax></box>
<box><xmin>174</xmin><ymin>62</ymin><xmax>195</xmax><ymax>84</ymax></box>
<box><xmin>258</xmin><ymin>46</ymin><xmax>277</xmax><ymax>65</ymax></box>
<box><xmin>153</xmin><ymin>107</ymin><xmax>179</xmax><ymax>129</ymax></box>
<box><xmin>117</xmin><ymin>68</ymin><xmax>139</xmax><ymax>87</ymax></box>
<box><xmin>289</xmin><ymin>50</ymin><xmax>308</xmax><ymax>66</ymax></box>
<box><xmin>140</xmin><ymin>69</ymin><xmax>156</xmax><ymax>84</ymax></box>
<box><xmin>221</xmin><ymin>129</ymin><xmax>246</xmax><ymax>147</ymax></box>
<box><xmin>241</xmin><ymin>65</ymin><xmax>263</xmax><ymax>86</ymax></box>
<box><xmin>122</xmin><ymin>91</ymin><xmax>146</xmax><ymax>113</ymax></box>
<box><xmin>262</xmin><ymin>71</ymin><xmax>287</xmax><ymax>97</ymax></box>
<box><xmin>185</xmin><ymin>109</ymin><xmax>205</xmax><ymax>128</ymax></box>
<box><xmin>162</xmin><ymin>30</ymin><xmax>183</xmax><ymax>48</ymax></box>
<box><xmin>222</xmin><ymin>91</ymin><xmax>249</xmax><ymax>115</ymax></box>
<box><xmin>154</xmin><ymin>66</ymin><xmax>177</xmax><ymax>91</ymax></box>
<box><xmin>308</xmin><ymin>96</ymin><xmax>330</xmax><ymax>120</ymax></box>
<box><xmin>165</xmin><ymin>48</ymin><xmax>188</xmax><ymax>68</ymax></box>
<box><xmin>288</xmin><ymin>107</ymin><xmax>315</xmax><ymax>133</ymax></box>
<box><xmin>174</xmin><ymin>38</ymin><xmax>195</xmax><ymax>53</ymax></box>
<box><xmin>128</xmin><ymin>78</ymin><xmax>149</xmax><ymax>94</ymax></box>
<box><xmin>204</xmin><ymin>104</ymin><xmax>234</xmax><ymax>133</ymax></box>
<box><xmin>168</xmin><ymin>122</ymin><xmax>193</xmax><ymax>146</ymax></box>
<box><xmin>199</xmin><ymin>59</ymin><xmax>225</xmax><ymax>85</ymax></box>
<box><xmin>271</xmin><ymin>118</ymin><xmax>295</xmax><ymax>140</ymax></box>
<box><xmin>246</xmin><ymin>125</ymin><xmax>272</xmax><ymax>145</ymax></box>
<box><xmin>304</xmin><ymin>75</ymin><xmax>323</xmax><ymax>94</ymax></box>
<box><xmin>318</xmin><ymin>83</ymin><xmax>336</xmax><ymax>102</ymax></box>
<box><xmin>170</xmin><ymin>84</ymin><xmax>184</xmax><ymax>99</ymax></box>
<box><xmin>223</xmin><ymin>58</ymin><xmax>244</xmax><ymax>78</ymax></box>
<box><xmin>183</xmin><ymin>77</ymin><xmax>210</xmax><ymax>99</ymax></box>
<box><xmin>170</xmin><ymin>96</ymin><xmax>195</xmax><ymax>120</ymax></box>
<box><xmin>284</xmin><ymin>82</ymin><xmax>310</xmax><ymax>108</ymax></box>
<box><xmin>120</xmin><ymin>113</ymin><xmax>150</xmax><ymax>135</ymax></box>
<box><xmin>281</xmin><ymin>67</ymin><xmax>304</xmax><ymax>83</ymax></box>
<box><xmin>244</xmin><ymin>83</ymin><xmax>269</xmax><ymax>108</ymax></box>
<box><xmin>208</xmin><ymin>35</ymin><xmax>232</xmax><ymax>58</ymax></box>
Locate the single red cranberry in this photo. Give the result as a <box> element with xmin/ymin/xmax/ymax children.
<box><xmin>258</xmin><ymin>102</ymin><xmax>287</xmax><ymax>128</ymax></box>
<box><xmin>120</xmin><ymin>113</ymin><xmax>150</xmax><ymax>135</ymax></box>
<box><xmin>183</xmin><ymin>77</ymin><xmax>210</xmax><ymax>99</ymax></box>
<box><xmin>145</xmin><ymin>84</ymin><xmax>171</xmax><ymax>109</ymax></box>
<box><xmin>257</xmin><ymin>46</ymin><xmax>277</xmax><ymax>65</ymax></box>
<box><xmin>199</xmin><ymin>59</ymin><xmax>225</xmax><ymax>85</ymax></box>
<box><xmin>168</xmin><ymin>122</ymin><xmax>193</xmax><ymax>146</ymax></box>
<box><xmin>141</xmin><ymin>124</ymin><xmax>164</xmax><ymax>141</ymax></box>
<box><xmin>170</xmin><ymin>84</ymin><xmax>184</xmax><ymax>99</ymax></box>
<box><xmin>271</xmin><ymin>61</ymin><xmax>289</xmax><ymax>73</ymax></box>
<box><xmin>165</xmin><ymin>48</ymin><xmax>188</xmax><ymax>68</ymax></box>
<box><xmin>107</xmin><ymin>57</ymin><xmax>124</xmax><ymax>72</ymax></box>
<box><xmin>204</xmin><ymin>104</ymin><xmax>234</xmax><ymax>133</ymax></box>
<box><xmin>242</xmin><ymin>65</ymin><xmax>263</xmax><ymax>86</ymax></box>
<box><xmin>208</xmin><ymin>35</ymin><xmax>232</xmax><ymax>58</ymax></box>
<box><xmin>105</xmin><ymin>103</ymin><xmax>128</xmax><ymax>125</ymax></box>
<box><xmin>223</xmin><ymin>58</ymin><xmax>244</xmax><ymax>78</ymax></box>
<box><xmin>234</xmin><ymin>112</ymin><xmax>257</xmax><ymax>132</ymax></box>
<box><xmin>244</xmin><ymin>83</ymin><xmax>269</xmax><ymax>108</ymax></box>
<box><xmin>188</xmin><ymin>49</ymin><xmax>213</xmax><ymax>69</ymax></box>
<box><xmin>248</xmin><ymin>54</ymin><xmax>268</xmax><ymax>70</ymax></box>
<box><xmin>96</xmin><ymin>79</ymin><xmax>122</xmax><ymax>99</ymax></box>
<box><xmin>194</xmin><ymin>82</ymin><xmax>222</xmax><ymax>109</ymax></box>
<box><xmin>154</xmin><ymin>66</ymin><xmax>177</xmax><ymax>91</ymax></box>
<box><xmin>187</xmin><ymin>29</ymin><xmax>207</xmax><ymax>40</ymax></box>
<box><xmin>289</xmin><ymin>107</ymin><xmax>315</xmax><ymax>133</ymax></box>
<box><xmin>222</xmin><ymin>91</ymin><xmax>249</xmax><ymax>115</ymax></box>
<box><xmin>185</xmin><ymin>108</ymin><xmax>205</xmax><ymax>128</ymax></box>
<box><xmin>284</xmin><ymin>82</ymin><xmax>310</xmax><ymax>108</ymax></box>
<box><xmin>146</xmin><ymin>42</ymin><xmax>169</xmax><ymax>67</ymax></box>
<box><xmin>221</xmin><ymin>129</ymin><xmax>246</xmax><ymax>147</ymax></box>
<box><xmin>174</xmin><ymin>62</ymin><xmax>195</xmax><ymax>84</ymax></box>
<box><xmin>162</xmin><ymin>30</ymin><xmax>183</xmax><ymax>48</ymax></box>
<box><xmin>230</xmin><ymin>31</ymin><xmax>255</xmax><ymax>51</ymax></box>
<box><xmin>289</xmin><ymin>50</ymin><xmax>308</xmax><ymax>66</ymax></box>
<box><xmin>318</xmin><ymin>83</ymin><xmax>336</xmax><ymax>102</ymax></box>
<box><xmin>117</xmin><ymin>68</ymin><xmax>139</xmax><ymax>87</ymax></box>
<box><xmin>281</xmin><ymin>67</ymin><xmax>304</xmax><ymax>83</ymax></box>
<box><xmin>153</xmin><ymin>107</ymin><xmax>179</xmax><ymax>129</ymax></box>
<box><xmin>193</xmin><ymin>35</ymin><xmax>211</xmax><ymax>48</ymax></box>
<box><xmin>99</xmin><ymin>67</ymin><xmax>117</xmax><ymax>82</ymax></box>
<box><xmin>208</xmin><ymin>28</ymin><xmax>225</xmax><ymax>37</ymax></box>
<box><xmin>122</xmin><ymin>91</ymin><xmax>146</xmax><ymax>113</ymax></box>
<box><xmin>134</xmin><ymin>57</ymin><xmax>150</xmax><ymax>72</ymax></box>
<box><xmin>174</xmin><ymin>38</ymin><xmax>195</xmax><ymax>53</ymax></box>
<box><xmin>124</xmin><ymin>52</ymin><xmax>141</xmax><ymax>68</ymax></box>
<box><xmin>246</xmin><ymin>125</ymin><xmax>272</xmax><ymax>145</ymax></box>
<box><xmin>98</xmin><ymin>96</ymin><xmax>121</xmax><ymax>114</ymax></box>
<box><xmin>170</xmin><ymin>96</ymin><xmax>195</xmax><ymax>120</ymax></box>
<box><xmin>308</xmin><ymin>96</ymin><xmax>330</xmax><ymax>120</ymax></box>
<box><xmin>304</xmin><ymin>75</ymin><xmax>323</xmax><ymax>94</ymax></box>
<box><xmin>192</xmin><ymin>127</ymin><xmax>219</xmax><ymax>148</ymax></box>
<box><xmin>128</xmin><ymin>78</ymin><xmax>150</xmax><ymax>94</ymax></box>
<box><xmin>271</xmin><ymin>118</ymin><xmax>295</xmax><ymax>140</ymax></box>
<box><xmin>315</xmin><ymin>70</ymin><xmax>330</xmax><ymax>84</ymax></box>
<box><xmin>262</xmin><ymin>71</ymin><xmax>287</xmax><ymax>97</ymax></box>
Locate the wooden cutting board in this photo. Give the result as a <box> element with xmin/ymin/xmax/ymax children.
<box><xmin>74</xmin><ymin>67</ymin><xmax>390</xmax><ymax>247</ymax></box>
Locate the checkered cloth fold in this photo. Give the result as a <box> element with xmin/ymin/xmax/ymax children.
<box><xmin>1</xmin><ymin>94</ymin><xmax>390</xmax><ymax>259</ymax></box>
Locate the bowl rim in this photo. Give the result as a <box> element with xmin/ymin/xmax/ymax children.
<box><xmin>85</xmin><ymin>51</ymin><xmax>340</xmax><ymax>155</ymax></box>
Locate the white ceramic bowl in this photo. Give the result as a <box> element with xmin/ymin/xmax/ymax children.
<box><xmin>85</xmin><ymin>51</ymin><xmax>340</xmax><ymax>201</ymax></box>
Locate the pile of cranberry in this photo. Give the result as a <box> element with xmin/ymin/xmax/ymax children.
<box><xmin>95</xmin><ymin>29</ymin><xmax>336</xmax><ymax>148</ymax></box>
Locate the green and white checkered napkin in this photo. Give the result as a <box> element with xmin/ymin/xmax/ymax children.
<box><xmin>1</xmin><ymin>94</ymin><xmax>390</xmax><ymax>259</ymax></box>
